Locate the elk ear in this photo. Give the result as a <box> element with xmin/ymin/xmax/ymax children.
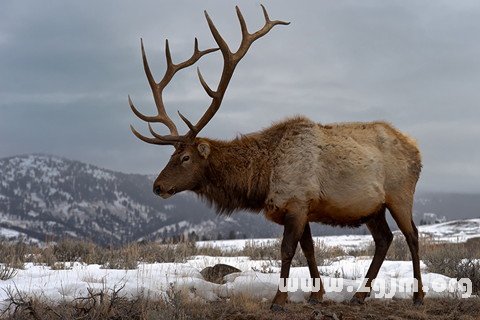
<box><xmin>197</xmin><ymin>142</ymin><xmax>210</xmax><ymax>159</ymax></box>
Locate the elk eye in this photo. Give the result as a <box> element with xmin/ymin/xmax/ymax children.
<box><xmin>181</xmin><ymin>155</ymin><xmax>190</xmax><ymax>162</ymax></box>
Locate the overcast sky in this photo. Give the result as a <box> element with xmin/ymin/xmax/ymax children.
<box><xmin>1</xmin><ymin>0</ymin><xmax>479</xmax><ymax>193</ymax></box>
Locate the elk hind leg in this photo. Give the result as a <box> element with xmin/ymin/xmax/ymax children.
<box><xmin>299</xmin><ymin>223</ymin><xmax>325</xmax><ymax>304</ymax></box>
<box><xmin>388</xmin><ymin>198</ymin><xmax>425</xmax><ymax>305</ymax></box>
<box><xmin>351</xmin><ymin>207</ymin><xmax>393</xmax><ymax>304</ymax></box>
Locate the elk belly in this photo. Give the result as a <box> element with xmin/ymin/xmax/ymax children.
<box><xmin>307</xmin><ymin>188</ymin><xmax>385</xmax><ymax>227</ymax></box>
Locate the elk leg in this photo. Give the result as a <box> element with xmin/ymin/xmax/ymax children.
<box><xmin>406</xmin><ymin>221</ymin><xmax>424</xmax><ymax>305</ymax></box>
<box><xmin>271</xmin><ymin>212</ymin><xmax>307</xmax><ymax>311</ymax></box>
<box><xmin>351</xmin><ymin>208</ymin><xmax>392</xmax><ymax>303</ymax></box>
<box><xmin>388</xmin><ymin>200</ymin><xmax>425</xmax><ymax>305</ymax></box>
<box><xmin>299</xmin><ymin>222</ymin><xmax>325</xmax><ymax>304</ymax></box>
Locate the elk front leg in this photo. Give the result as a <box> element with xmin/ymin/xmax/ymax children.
<box><xmin>271</xmin><ymin>211</ymin><xmax>307</xmax><ymax>311</ymax></box>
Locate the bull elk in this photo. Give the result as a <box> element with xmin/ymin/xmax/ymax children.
<box><xmin>129</xmin><ymin>5</ymin><xmax>424</xmax><ymax>310</ymax></box>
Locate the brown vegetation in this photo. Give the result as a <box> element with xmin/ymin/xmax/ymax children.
<box><xmin>0</xmin><ymin>238</ymin><xmax>479</xmax><ymax>318</ymax></box>
<box><xmin>3</xmin><ymin>287</ymin><xmax>479</xmax><ymax>320</ymax></box>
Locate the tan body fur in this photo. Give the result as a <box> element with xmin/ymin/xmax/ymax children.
<box><xmin>195</xmin><ymin>116</ymin><xmax>420</xmax><ymax>227</ymax></box>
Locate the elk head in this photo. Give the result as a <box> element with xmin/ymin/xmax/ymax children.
<box><xmin>129</xmin><ymin>5</ymin><xmax>288</xmax><ymax>198</ymax></box>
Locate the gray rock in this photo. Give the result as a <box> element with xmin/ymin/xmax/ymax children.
<box><xmin>200</xmin><ymin>264</ymin><xmax>241</xmax><ymax>284</ymax></box>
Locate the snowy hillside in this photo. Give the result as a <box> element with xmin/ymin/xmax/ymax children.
<box><xmin>0</xmin><ymin>154</ymin><xmax>281</xmax><ymax>244</ymax></box>
<box><xmin>0</xmin><ymin>154</ymin><xmax>169</xmax><ymax>244</ymax></box>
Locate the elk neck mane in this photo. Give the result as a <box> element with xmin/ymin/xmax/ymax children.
<box><xmin>194</xmin><ymin>132</ymin><xmax>278</xmax><ymax>215</ymax></box>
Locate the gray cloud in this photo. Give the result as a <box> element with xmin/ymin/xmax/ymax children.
<box><xmin>1</xmin><ymin>0</ymin><xmax>479</xmax><ymax>192</ymax></box>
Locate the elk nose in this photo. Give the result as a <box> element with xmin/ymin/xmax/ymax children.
<box><xmin>153</xmin><ymin>185</ymin><xmax>163</xmax><ymax>196</ymax></box>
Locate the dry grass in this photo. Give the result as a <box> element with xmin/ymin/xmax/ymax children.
<box><xmin>0</xmin><ymin>241</ymin><xmax>29</xmax><ymax>269</ymax></box>
<box><xmin>0</xmin><ymin>239</ymin><xmax>225</xmax><ymax>270</ymax></box>
<box><xmin>3</xmin><ymin>285</ymin><xmax>479</xmax><ymax>320</ymax></box>
<box><xmin>422</xmin><ymin>237</ymin><xmax>480</xmax><ymax>295</ymax></box>
<box><xmin>234</xmin><ymin>239</ymin><xmax>345</xmax><ymax>268</ymax></box>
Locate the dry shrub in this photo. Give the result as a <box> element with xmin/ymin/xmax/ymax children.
<box><xmin>349</xmin><ymin>233</ymin><xmax>432</xmax><ymax>261</ymax></box>
<box><xmin>386</xmin><ymin>235</ymin><xmax>411</xmax><ymax>261</ymax></box>
<box><xmin>0</xmin><ymin>241</ymin><xmax>28</xmax><ymax>269</ymax></box>
<box><xmin>101</xmin><ymin>244</ymin><xmax>139</xmax><ymax>269</ymax></box>
<box><xmin>422</xmin><ymin>238</ymin><xmax>480</xmax><ymax>294</ymax></box>
<box><xmin>240</xmin><ymin>240</ymin><xmax>281</xmax><ymax>261</ymax></box>
<box><xmin>4</xmin><ymin>284</ymin><xmax>480</xmax><ymax>320</ymax></box>
<box><xmin>194</xmin><ymin>244</ymin><xmax>225</xmax><ymax>257</ymax></box>
<box><xmin>53</xmin><ymin>239</ymin><xmax>99</xmax><ymax>264</ymax></box>
<box><xmin>347</xmin><ymin>244</ymin><xmax>374</xmax><ymax>257</ymax></box>
<box><xmin>238</xmin><ymin>239</ymin><xmax>343</xmax><ymax>267</ymax></box>
<box><xmin>0</xmin><ymin>239</ymin><xmax>208</xmax><ymax>271</ymax></box>
<box><xmin>2</xmin><ymin>283</ymin><xmax>211</xmax><ymax>320</ymax></box>
<box><xmin>135</xmin><ymin>241</ymin><xmax>197</xmax><ymax>263</ymax></box>
<box><xmin>295</xmin><ymin>240</ymin><xmax>345</xmax><ymax>267</ymax></box>
<box><xmin>0</xmin><ymin>265</ymin><xmax>17</xmax><ymax>280</ymax></box>
<box><xmin>350</xmin><ymin>235</ymin><xmax>410</xmax><ymax>260</ymax></box>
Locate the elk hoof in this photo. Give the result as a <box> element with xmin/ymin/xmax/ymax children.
<box><xmin>413</xmin><ymin>298</ymin><xmax>424</xmax><ymax>306</ymax></box>
<box><xmin>349</xmin><ymin>296</ymin><xmax>365</xmax><ymax>305</ymax></box>
<box><xmin>308</xmin><ymin>297</ymin><xmax>322</xmax><ymax>305</ymax></box>
<box><xmin>270</xmin><ymin>303</ymin><xmax>286</xmax><ymax>312</ymax></box>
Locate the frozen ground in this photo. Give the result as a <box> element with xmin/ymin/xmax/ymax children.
<box><xmin>0</xmin><ymin>255</ymin><xmax>471</xmax><ymax>310</ymax></box>
<box><xmin>0</xmin><ymin>219</ymin><xmax>477</xmax><ymax>308</ymax></box>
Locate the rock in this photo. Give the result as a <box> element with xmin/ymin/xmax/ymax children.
<box><xmin>200</xmin><ymin>264</ymin><xmax>241</xmax><ymax>284</ymax></box>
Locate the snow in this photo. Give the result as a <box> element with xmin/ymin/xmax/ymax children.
<box><xmin>85</xmin><ymin>165</ymin><xmax>114</xmax><ymax>181</ymax></box>
<box><xmin>0</xmin><ymin>227</ymin><xmax>24</xmax><ymax>239</ymax></box>
<box><xmin>164</xmin><ymin>204</ymin><xmax>175</xmax><ymax>210</ymax></box>
<box><xmin>197</xmin><ymin>235</ymin><xmax>374</xmax><ymax>252</ymax></box>
<box><xmin>418</xmin><ymin>218</ymin><xmax>480</xmax><ymax>243</ymax></box>
<box><xmin>0</xmin><ymin>256</ymin><xmax>470</xmax><ymax>309</ymax></box>
<box><xmin>197</xmin><ymin>219</ymin><xmax>480</xmax><ymax>252</ymax></box>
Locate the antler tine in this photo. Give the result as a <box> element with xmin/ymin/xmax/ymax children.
<box><xmin>235</xmin><ymin>6</ymin><xmax>249</xmax><ymax>38</ymax></box>
<box><xmin>130</xmin><ymin>35</ymin><xmax>219</xmax><ymax>146</ymax></box>
<box><xmin>130</xmin><ymin>125</ymin><xmax>175</xmax><ymax>145</ymax></box>
<box><xmin>183</xmin><ymin>5</ymin><xmax>289</xmax><ymax>140</ymax></box>
<box><xmin>236</xmin><ymin>5</ymin><xmax>290</xmax><ymax>60</ymax></box>
<box><xmin>204</xmin><ymin>11</ymin><xmax>232</xmax><ymax>57</ymax></box>
<box><xmin>197</xmin><ymin>67</ymin><xmax>216</xmax><ymax>98</ymax></box>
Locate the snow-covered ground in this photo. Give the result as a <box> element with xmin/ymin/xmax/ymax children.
<box><xmin>0</xmin><ymin>255</ymin><xmax>471</xmax><ymax>310</ymax></box>
<box><xmin>0</xmin><ymin>218</ymin><xmax>477</xmax><ymax>308</ymax></box>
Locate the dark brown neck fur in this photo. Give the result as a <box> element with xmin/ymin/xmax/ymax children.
<box><xmin>194</xmin><ymin>135</ymin><xmax>274</xmax><ymax>215</ymax></box>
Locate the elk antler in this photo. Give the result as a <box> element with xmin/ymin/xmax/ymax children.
<box><xmin>129</xmin><ymin>38</ymin><xmax>218</xmax><ymax>145</ymax></box>
<box><xmin>129</xmin><ymin>5</ymin><xmax>289</xmax><ymax>146</ymax></box>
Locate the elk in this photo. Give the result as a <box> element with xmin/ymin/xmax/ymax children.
<box><xmin>129</xmin><ymin>5</ymin><xmax>424</xmax><ymax>311</ymax></box>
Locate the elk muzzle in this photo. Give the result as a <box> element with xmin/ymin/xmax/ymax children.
<box><xmin>153</xmin><ymin>182</ymin><xmax>176</xmax><ymax>199</ymax></box>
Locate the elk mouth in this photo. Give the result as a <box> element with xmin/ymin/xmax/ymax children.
<box><xmin>160</xmin><ymin>187</ymin><xmax>176</xmax><ymax>199</ymax></box>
